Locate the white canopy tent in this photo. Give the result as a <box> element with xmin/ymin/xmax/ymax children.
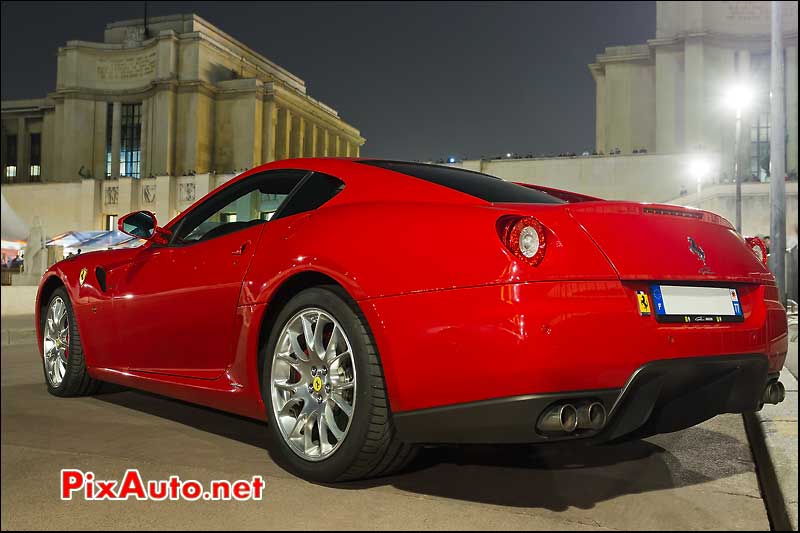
<box><xmin>48</xmin><ymin>230</ymin><xmax>143</xmax><ymax>255</ymax></box>
<box><xmin>1</xmin><ymin>191</ymin><xmax>30</xmax><ymax>242</ymax></box>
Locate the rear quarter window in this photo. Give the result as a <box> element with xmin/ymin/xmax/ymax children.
<box><xmin>358</xmin><ymin>160</ymin><xmax>564</xmax><ymax>204</ymax></box>
<box><xmin>273</xmin><ymin>172</ymin><xmax>345</xmax><ymax>220</ymax></box>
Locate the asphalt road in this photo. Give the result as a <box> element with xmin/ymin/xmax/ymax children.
<box><xmin>2</xmin><ymin>343</ymin><xmax>770</xmax><ymax>530</ymax></box>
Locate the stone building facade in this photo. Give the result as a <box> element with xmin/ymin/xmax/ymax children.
<box><xmin>589</xmin><ymin>1</ymin><xmax>798</xmax><ymax>181</ymax></box>
<box><xmin>1</xmin><ymin>13</ymin><xmax>365</xmax><ymax>186</ymax></box>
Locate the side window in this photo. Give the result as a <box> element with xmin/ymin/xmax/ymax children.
<box><xmin>172</xmin><ymin>170</ymin><xmax>308</xmax><ymax>244</ymax></box>
<box><xmin>273</xmin><ymin>172</ymin><xmax>345</xmax><ymax>220</ymax></box>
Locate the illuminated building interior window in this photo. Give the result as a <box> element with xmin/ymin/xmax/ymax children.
<box><xmin>105</xmin><ymin>103</ymin><xmax>113</xmax><ymax>178</ymax></box>
<box><xmin>29</xmin><ymin>133</ymin><xmax>41</xmax><ymax>178</ymax></box>
<box><xmin>5</xmin><ymin>135</ymin><xmax>17</xmax><ymax>177</ymax></box>
<box><xmin>120</xmin><ymin>103</ymin><xmax>142</xmax><ymax>178</ymax></box>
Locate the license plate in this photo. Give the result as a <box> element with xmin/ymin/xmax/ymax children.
<box><xmin>650</xmin><ymin>285</ymin><xmax>744</xmax><ymax>323</ymax></box>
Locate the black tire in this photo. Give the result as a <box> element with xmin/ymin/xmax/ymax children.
<box><xmin>262</xmin><ymin>285</ymin><xmax>417</xmax><ymax>482</ymax></box>
<box><xmin>41</xmin><ymin>287</ymin><xmax>101</xmax><ymax>397</ymax></box>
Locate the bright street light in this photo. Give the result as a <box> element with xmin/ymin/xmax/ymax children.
<box><xmin>723</xmin><ymin>83</ymin><xmax>755</xmax><ymax>113</ymax></box>
<box><xmin>689</xmin><ymin>156</ymin><xmax>712</xmax><ymax>199</ymax></box>
<box><xmin>689</xmin><ymin>156</ymin><xmax>711</xmax><ymax>181</ymax></box>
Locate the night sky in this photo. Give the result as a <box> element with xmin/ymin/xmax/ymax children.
<box><xmin>1</xmin><ymin>1</ymin><xmax>656</xmax><ymax>161</ymax></box>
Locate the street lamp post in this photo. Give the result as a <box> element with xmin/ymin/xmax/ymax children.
<box><xmin>769</xmin><ymin>0</ymin><xmax>786</xmax><ymax>302</ymax></box>
<box><xmin>734</xmin><ymin>105</ymin><xmax>743</xmax><ymax>232</ymax></box>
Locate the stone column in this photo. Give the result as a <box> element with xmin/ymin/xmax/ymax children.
<box><xmin>275</xmin><ymin>106</ymin><xmax>291</xmax><ymax>160</ymax></box>
<box><xmin>331</xmin><ymin>134</ymin><xmax>341</xmax><ymax>157</ymax></box>
<box><xmin>787</xmin><ymin>44</ymin><xmax>798</xmax><ymax>176</ymax></box>
<box><xmin>305</xmin><ymin>122</ymin><xmax>318</xmax><ymax>157</ymax></box>
<box><xmin>321</xmin><ymin>130</ymin><xmax>330</xmax><ymax>156</ymax></box>
<box><xmin>736</xmin><ymin>49</ymin><xmax>752</xmax><ymax>180</ymax></box>
<box><xmin>290</xmin><ymin>114</ymin><xmax>305</xmax><ymax>158</ymax></box>
<box><xmin>353</xmin><ymin>144</ymin><xmax>360</xmax><ymax>158</ymax></box>
<box><xmin>262</xmin><ymin>100</ymin><xmax>277</xmax><ymax>163</ymax></box>
<box><xmin>16</xmin><ymin>117</ymin><xmax>28</xmax><ymax>180</ymax></box>
<box><xmin>684</xmin><ymin>37</ymin><xmax>705</xmax><ymax>151</ymax></box>
<box><xmin>111</xmin><ymin>102</ymin><xmax>122</xmax><ymax>178</ymax></box>
<box><xmin>149</xmin><ymin>85</ymin><xmax>177</xmax><ymax>177</ymax></box>
<box><xmin>655</xmin><ymin>47</ymin><xmax>679</xmax><ymax>153</ymax></box>
<box><xmin>250</xmin><ymin>97</ymin><xmax>264</xmax><ymax>169</ymax></box>
<box><xmin>714</xmin><ymin>47</ymin><xmax>737</xmax><ymax>183</ymax></box>
<box><xmin>0</xmin><ymin>128</ymin><xmax>6</xmax><ymax>175</ymax></box>
<box><xmin>140</xmin><ymin>99</ymin><xmax>150</xmax><ymax>178</ymax></box>
<box><xmin>92</xmin><ymin>102</ymin><xmax>107</xmax><ymax>180</ymax></box>
<box><xmin>589</xmin><ymin>64</ymin><xmax>606</xmax><ymax>153</ymax></box>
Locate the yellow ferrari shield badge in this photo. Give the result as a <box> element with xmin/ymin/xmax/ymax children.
<box><xmin>79</xmin><ymin>268</ymin><xmax>88</xmax><ymax>286</ymax></box>
<box><xmin>312</xmin><ymin>376</ymin><xmax>323</xmax><ymax>393</ymax></box>
<box><xmin>636</xmin><ymin>290</ymin><xmax>651</xmax><ymax>316</ymax></box>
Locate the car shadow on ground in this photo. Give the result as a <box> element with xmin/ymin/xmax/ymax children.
<box><xmin>95</xmin><ymin>386</ymin><xmax>270</xmax><ymax>450</ymax></box>
<box><xmin>340</xmin><ymin>440</ymin><xmax>717</xmax><ymax>511</ymax></box>
<box><xmin>95</xmin><ymin>388</ymin><xmax>752</xmax><ymax>512</ymax></box>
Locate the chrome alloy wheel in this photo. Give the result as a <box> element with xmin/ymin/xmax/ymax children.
<box><xmin>43</xmin><ymin>296</ymin><xmax>69</xmax><ymax>387</ymax></box>
<box><xmin>270</xmin><ymin>308</ymin><xmax>357</xmax><ymax>461</ymax></box>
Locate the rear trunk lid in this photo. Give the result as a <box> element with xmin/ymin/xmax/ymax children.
<box><xmin>565</xmin><ymin>202</ymin><xmax>772</xmax><ymax>284</ymax></box>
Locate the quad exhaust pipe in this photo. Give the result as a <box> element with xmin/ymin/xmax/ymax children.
<box><xmin>537</xmin><ymin>401</ymin><xmax>607</xmax><ymax>434</ymax></box>
<box><xmin>762</xmin><ymin>381</ymin><xmax>786</xmax><ymax>405</ymax></box>
<box><xmin>538</xmin><ymin>403</ymin><xmax>578</xmax><ymax>433</ymax></box>
<box><xmin>576</xmin><ymin>401</ymin><xmax>607</xmax><ymax>430</ymax></box>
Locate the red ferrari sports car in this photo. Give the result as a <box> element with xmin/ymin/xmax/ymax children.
<box><xmin>36</xmin><ymin>158</ymin><xmax>788</xmax><ymax>482</ymax></box>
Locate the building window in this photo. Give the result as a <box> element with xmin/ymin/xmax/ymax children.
<box><xmin>120</xmin><ymin>103</ymin><xmax>141</xmax><ymax>178</ymax></box>
<box><xmin>29</xmin><ymin>133</ymin><xmax>41</xmax><ymax>179</ymax></box>
<box><xmin>5</xmin><ymin>135</ymin><xmax>17</xmax><ymax>178</ymax></box>
<box><xmin>105</xmin><ymin>214</ymin><xmax>118</xmax><ymax>232</ymax></box>
<box><xmin>750</xmin><ymin>111</ymin><xmax>770</xmax><ymax>182</ymax></box>
<box><xmin>105</xmin><ymin>103</ymin><xmax>113</xmax><ymax>178</ymax></box>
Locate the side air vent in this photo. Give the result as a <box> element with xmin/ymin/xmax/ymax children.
<box><xmin>95</xmin><ymin>267</ymin><xmax>107</xmax><ymax>292</ymax></box>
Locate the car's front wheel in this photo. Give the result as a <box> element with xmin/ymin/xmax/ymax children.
<box><xmin>41</xmin><ymin>287</ymin><xmax>101</xmax><ymax>397</ymax></box>
<box><xmin>263</xmin><ymin>286</ymin><xmax>416</xmax><ymax>482</ymax></box>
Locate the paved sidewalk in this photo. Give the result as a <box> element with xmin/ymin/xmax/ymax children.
<box><xmin>749</xmin><ymin>336</ymin><xmax>798</xmax><ymax>531</ymax></box>
<box><xmin>1</xmin><ymin>315</ymin><xmax>35</xmax><ymax>346</ymax></box>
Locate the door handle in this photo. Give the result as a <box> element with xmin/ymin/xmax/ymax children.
<box><xmin>232</xmin><ymin>241</ymin><xmax>250</xmax><ymax>256</ymax></box>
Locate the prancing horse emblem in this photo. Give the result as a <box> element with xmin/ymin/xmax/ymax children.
<box><xmin>687</xmin><ymin>236</ymin><xmax>705</xmax><ymax>264</ymax></box>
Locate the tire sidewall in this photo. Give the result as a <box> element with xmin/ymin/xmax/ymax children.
<box><xmin>262</xmin><ymin>286</ymin><xmax>377</xmax><ymax>482</ymax></box>
<box><xmin>42</xmin><ymin>287</ymin><xmax>78</xmax><ymax>396</ymax></box>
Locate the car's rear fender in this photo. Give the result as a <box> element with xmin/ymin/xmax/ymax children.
<box><xmin>242</xmin><ymin>201</ymin><xmax>619</xmax><ymax>306</ymax></box>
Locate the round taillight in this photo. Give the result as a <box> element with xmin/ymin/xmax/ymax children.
<box><xmin>745</xmin><ymin>236</ymin><xmax>768</xmax><ymax>266</ymax></box>
<box><xmin>498</xmin><ymin>216</ymin><xmax>547</xmax><ymax>266</ymax></box>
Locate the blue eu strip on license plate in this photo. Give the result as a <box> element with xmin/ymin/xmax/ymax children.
<box><xmin>650</xmin><ymin>285</ymin><xmax>744</xmax><ymax>323</ymax></box>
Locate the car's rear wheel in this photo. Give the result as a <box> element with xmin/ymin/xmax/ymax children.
<box><xmin>42</xmin><ymin>287</ymin><xmax>101</xmax><ymax>397</ymax></box>
<box><xmin>263</xmin><ymin>286</ymin><xmax>417</xmax><ymax>482</ymax></box>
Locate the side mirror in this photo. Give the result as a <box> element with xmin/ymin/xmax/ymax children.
<box><xmin>118</xmin><ymin>211</ymin><xmax>170</xmax><ymax>244</ymax></box>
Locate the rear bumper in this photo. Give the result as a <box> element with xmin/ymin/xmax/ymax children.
<box><xmin>394</xmin><ymin>354</ymin><xmax>774</xmax><ymax>444</ymax></box>
<box><xmin>362</xmin><ymin>280</ymin><xmax>788</xmax><ymax>413</ymax></box>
